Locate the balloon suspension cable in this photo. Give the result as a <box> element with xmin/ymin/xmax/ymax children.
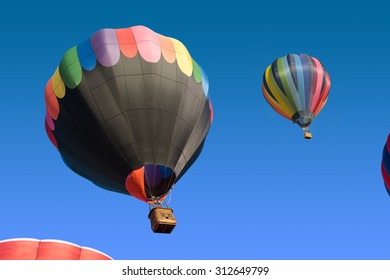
<box><xmin>164</xmin><ymin>191</ymin><xmax>173</xmax><ymax>206</ymax></box>
<box><xmin>148</xmin><ymin>197</ymin><xmax>160</xmax><ymax>211</ymax></box>
<box><xmin>148</xmin><ymin>194</ymin><xmax>171</xmax><ymax>210</ymax></box>
<box><xmin>161</xmin><ymin>175</ymin><xmax>174</xmax><ymax>207</ymax></box>
<box><xmin>143</xmin><ymin>172</ymin><xmax>153</xmax><ymax>203</ymax></box>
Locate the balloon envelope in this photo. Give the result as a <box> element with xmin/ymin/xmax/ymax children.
<box><xmin>381</xmin><ymin>134</ymin><xmax>390</xmax><ymax>196</ymax></box>
<box><xmin>0</xmin><ymin>238</ymin><xmax>112</xmax><ymax>260</ymax></box>
<box><xmin>44</xmin><ymin>26</ymin><xmax>213</xmax><ymax>204</ymax></box>
<box><xmin>262</xmin><ymin>53</ymin><xmax>330</xmax><ymax>135</ymax></box>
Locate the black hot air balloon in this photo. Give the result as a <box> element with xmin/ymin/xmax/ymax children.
<box><xmin>44</xmin><ymin>26</ymin><xmax>213</xmax><ymax>233</ymax></box>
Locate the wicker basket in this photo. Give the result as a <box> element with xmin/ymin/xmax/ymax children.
<box><xmin>148</xmin><ymin>207</ymin><xmax>176</xmax><ymax>234</ymax></box>
<box><xmin>304</xmin><ymin>131</ymin><xmax>312</xmax><ymax>139</ymax></box>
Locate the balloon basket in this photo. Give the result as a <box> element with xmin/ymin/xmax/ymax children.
<box><xmin>304</xmin><ymin>131</ymin><xmax>312</xmax><ymax>140</ymax></box>
<box><xmin>148</xmin><ymin>207</ymin><xmax>176</xmax><ymax>234</ymax></box>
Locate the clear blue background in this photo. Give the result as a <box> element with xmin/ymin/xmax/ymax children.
<box><xmin>0</xmin><ymin>0</ymin><xmax>389</xmax><ymax>259</ymax></box>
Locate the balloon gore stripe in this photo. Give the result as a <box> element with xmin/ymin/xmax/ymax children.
<box><xmin>115</xmin><ymin>28</ymin><xmax>137</xmax><ymax>58</ymax></box>
<box><xmin>77</xmin><ymin>38</ymin><xmax>96</xmax><ymax>70</ymax></box>
<box><xmin>91</xmin><ymin>29</ymin><xmax>121</xmax><ymax>67</ymax></box>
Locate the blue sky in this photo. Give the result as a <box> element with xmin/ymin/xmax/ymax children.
<box><xmin>0</xmin><ymin>0</ymin><xmax>389</xmax><ymax>259</ymax></box>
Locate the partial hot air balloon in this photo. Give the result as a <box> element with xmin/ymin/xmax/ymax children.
<box><xmin>381</xmin><ymin>134</ymin><xmax>390</xmax><ymax>196</ymax></box>
<box><xmin>0</xmin><ymin>238</ymin><xmax>112</xmax><ymax>260</ymax></box>
<box><xmin>44</xmin><ymin>26</ymin><xmax>213</xmax><ymax>233</ymax></box>
<box><xmin>262</xmin><ymin>54</ymin><xmax>330</xmax><ymax>139</ymax></box>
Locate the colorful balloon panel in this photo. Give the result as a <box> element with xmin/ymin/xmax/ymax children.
<box><xmin>0</xmin><ymin>239</ymin><xmax>112</xmax><ymax>260</ymax></box>
<box><xmin>44</xmin><ymin>26</ymin><xmax>212</xmax><ymax>204</ymax></box>
<box><xmin>262</xmin><ymin>54</ymin><xmax>330</xmax><ymax>131</ymax></box>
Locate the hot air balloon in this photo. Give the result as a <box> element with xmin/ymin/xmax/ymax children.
<box><xmin>44</xmin><ymin>26</ymin><xmax>213</xmax><ymax>233</ymax></box>
<box><xmin>0</xmin><ymin>238</ymin><xmax>112</xmax><ymax>260</ymax></box>
<box><xmin>262</xmin><ymin>54</ymin><xmax>330</xmax><ymax>139</ymax></box>
<box><xmin>381</xmin><ymin>134</ymin><xmax>390</xmax><ymax>196</ymax></box>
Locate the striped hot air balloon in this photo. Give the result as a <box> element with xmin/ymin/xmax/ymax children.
<box><xmin>381</xmin><ymin>134</ymin><xmax>390</xmax><ymax>196</ymax></box>
<box><xmin>0</xmin><ymin>238</ymin><xmax>112</xmax><ymax>260</ymax></box>
<box><xmin>262</xmin><ymin>54</ymin><xmax>330</xmax><ymax>139</ymax></box>
<box><xmin>44</xmin><ymin>26</ymin><xmax>212</xmax><ymax>233</ymax></box>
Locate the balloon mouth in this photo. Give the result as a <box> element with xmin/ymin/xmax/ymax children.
<box><xmin>292</xmin><ymin>111</ymin><xmax>314</xmax><ymax>140</ymax></box>
<box><xmin>144</xmin><ymin>165</ymin><xmax>174</xmax><ymax>187</ymax></box>
<box><xmin>125</xmin><ymin>165</ymin><xmax>176</xmax><ymax>204</ymax></box>
<box><xmin>292</xmin><ymin>111</ymin><xmax>314</xmax><ymax>128</ymax></box>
